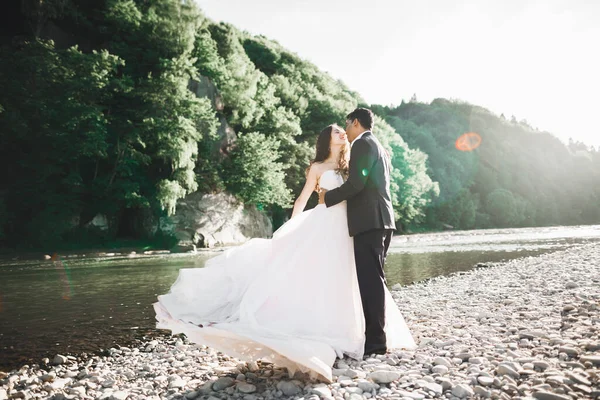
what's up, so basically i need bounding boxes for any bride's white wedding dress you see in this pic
[154,170,416,382]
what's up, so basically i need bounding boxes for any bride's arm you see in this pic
[291,166,319,218]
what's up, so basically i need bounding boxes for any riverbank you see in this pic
[1,243,599,399]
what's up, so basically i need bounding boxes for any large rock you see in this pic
[159,75,265,249]
[161,192,272,248]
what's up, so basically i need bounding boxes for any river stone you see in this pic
[572,384,592,395]
[276,381,300,396]
[101,379,116,388]
[67,387,86,396]
[237,383,256,394]
[310,384,332,398]
[497,365,520,378]
[477,376,494,386]
[40,373,56,382]
[53,355,68,365]
[432,357,452,367]
[109,391,129,400]
[345,369,363,379]
[436,378,454,391]
[558,346,579,356]
[473,386,491,398]
[212,377,235,391]
[169,378,186,388]
[532,391,572,400]
[431,365,449,375]
[566,372,591,386]
[546,375,565,385]
[422,382,443,395]
[585,342,600,351]
[49,378,71,390]
[455,352,472,361]
[198,381,214,395]
[563,361,586,370]
[579,355,600,365]
[451,384,474,398]
[345,387,364,395]
[468,357,487,365]
[396,390,425,400]
[533,361,550,370]
[369,370,401,383]
[357,380,379,392]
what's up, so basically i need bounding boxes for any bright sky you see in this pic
[196,0,600,148]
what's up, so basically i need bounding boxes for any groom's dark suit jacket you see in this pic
[324,131,396,237]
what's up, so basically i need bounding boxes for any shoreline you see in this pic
[3,223,599,263]
[1,244,599,399]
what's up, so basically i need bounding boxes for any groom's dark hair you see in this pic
[347,108,374,130]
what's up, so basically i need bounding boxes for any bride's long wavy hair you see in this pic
[306,124,350,179]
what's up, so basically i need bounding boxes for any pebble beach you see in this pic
[1,244,599,400]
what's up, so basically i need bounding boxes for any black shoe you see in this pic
[364,346,387,357]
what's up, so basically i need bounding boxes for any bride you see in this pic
[154,124,415,382]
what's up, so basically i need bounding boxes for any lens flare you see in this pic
[455,132,482,152]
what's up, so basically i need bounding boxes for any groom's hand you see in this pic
[318,188,328,204]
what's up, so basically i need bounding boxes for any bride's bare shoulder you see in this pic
[308,162,324,174]
[309,162,335,180]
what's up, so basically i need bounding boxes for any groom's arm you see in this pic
[324,139,376,207]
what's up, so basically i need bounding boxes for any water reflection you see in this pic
[386,249,548,286]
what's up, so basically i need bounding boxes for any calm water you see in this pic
[1,225,600,371]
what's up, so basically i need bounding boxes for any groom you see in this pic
[319,107,396,356]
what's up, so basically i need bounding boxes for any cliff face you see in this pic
[160,192,273,249]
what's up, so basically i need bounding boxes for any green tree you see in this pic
[221,133,292,208]
[0,40,121,246]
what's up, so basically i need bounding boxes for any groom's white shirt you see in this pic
[350,130,369,148]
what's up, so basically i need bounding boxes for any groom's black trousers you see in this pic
[353,228,393,353]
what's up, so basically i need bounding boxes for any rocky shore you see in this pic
[1,244,599,400]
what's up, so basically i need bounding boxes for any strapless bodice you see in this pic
[319,169,344,190]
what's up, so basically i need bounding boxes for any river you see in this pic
[1,224,599,371]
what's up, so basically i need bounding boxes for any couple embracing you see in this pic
[154,108,415,382]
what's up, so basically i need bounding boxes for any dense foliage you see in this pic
[0,0,597,250]
[380,99,600,230]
